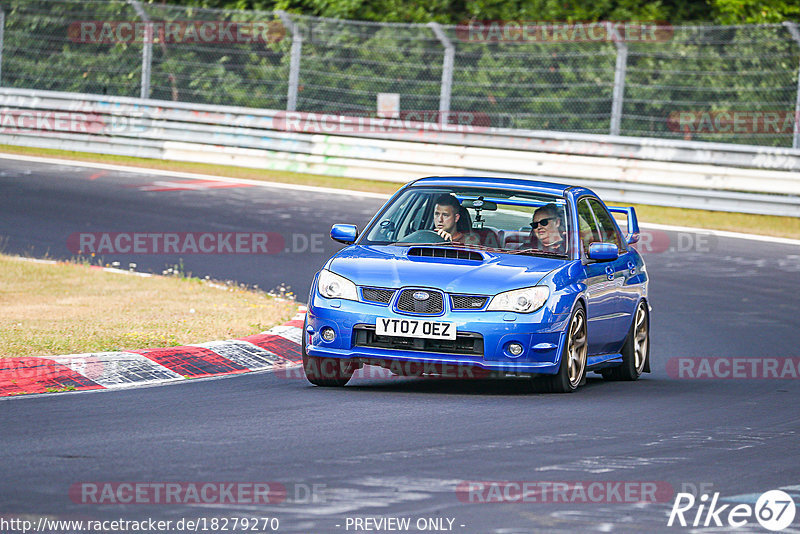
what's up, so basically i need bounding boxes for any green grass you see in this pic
[618,204,800,239]
[1,144,798,239]
[0,254,299,358]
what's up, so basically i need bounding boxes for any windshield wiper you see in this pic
[388,241,502,251]
[387,241,445,247]
[506,247,568,258]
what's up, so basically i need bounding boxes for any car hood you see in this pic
[327,245,564,295]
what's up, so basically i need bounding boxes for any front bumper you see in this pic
[306,292,570,374]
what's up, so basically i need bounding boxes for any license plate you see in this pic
[375,317,456,340]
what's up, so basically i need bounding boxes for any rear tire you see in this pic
[302,319,353,387]
[538,306,587,393]
[602,301,649,381]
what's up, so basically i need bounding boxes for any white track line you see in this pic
[2,151,798,246]
[634,221,800,246]
[0,152,390,199]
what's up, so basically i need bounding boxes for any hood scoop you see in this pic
[407,247,483,262]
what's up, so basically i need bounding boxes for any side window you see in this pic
[372,191,427,241]
[587,198,623,249]
[576,199,600,256]
[414,194,435,233]
[389,195,415,240]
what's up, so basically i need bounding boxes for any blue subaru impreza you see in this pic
[303,177,650,392]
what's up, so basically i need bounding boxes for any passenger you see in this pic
[433,194,479,244]
[530,203,567,254]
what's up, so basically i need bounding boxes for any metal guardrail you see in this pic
[7,2,800,149]
[1,88,799,216]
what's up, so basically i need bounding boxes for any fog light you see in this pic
[321,327,336,342]
[508,342,524,357]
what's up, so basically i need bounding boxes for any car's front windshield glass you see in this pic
[362,186,570,257]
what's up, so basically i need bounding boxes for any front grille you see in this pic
[451,295,489,310]
[408,247,483,261]
[353,325,483,356]
[396,289,444,314]
[361,287,395,304]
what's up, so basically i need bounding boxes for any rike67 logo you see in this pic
[668,490,796,531]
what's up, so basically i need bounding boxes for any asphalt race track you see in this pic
[0,157,383,299]
[2,157,800,533]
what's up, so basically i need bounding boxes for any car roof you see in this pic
[408,176,573,196]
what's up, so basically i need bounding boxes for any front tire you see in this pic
[539,306,588,393]
[602,300,649,381]
[302,319,353,387]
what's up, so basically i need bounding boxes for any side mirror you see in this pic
[607,206,640,245]
[330,224,358,244]
[588,242,619,261]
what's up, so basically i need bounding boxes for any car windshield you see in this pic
[362,186,570,257]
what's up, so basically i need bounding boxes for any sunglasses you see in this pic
[530,217,555,229]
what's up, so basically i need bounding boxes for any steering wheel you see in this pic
[397,229,447,243]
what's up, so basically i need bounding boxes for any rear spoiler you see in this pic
[607,206,640,245]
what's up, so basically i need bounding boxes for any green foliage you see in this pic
[6,0,291,107]
[132,0,800,24]
[6,0,800,147]
[620,25,798,146]
[152,0,800,24]
[710,0,800,24]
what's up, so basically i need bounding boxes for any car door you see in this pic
[579,197,632,355]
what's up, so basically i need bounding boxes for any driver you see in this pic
[433,194,479,244]
[531,203,566,254]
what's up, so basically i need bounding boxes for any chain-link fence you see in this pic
[3,0,800,147]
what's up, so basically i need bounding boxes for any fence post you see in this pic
[428,22,454,120]
[128,0,152,99]
[277,10,302,112]
[141,24,152,99]
[783,22,800,149]
[609,22,628,136]
[0,8,5,87]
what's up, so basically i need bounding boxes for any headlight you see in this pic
[317,269,358,301]
[487,286,550,313]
